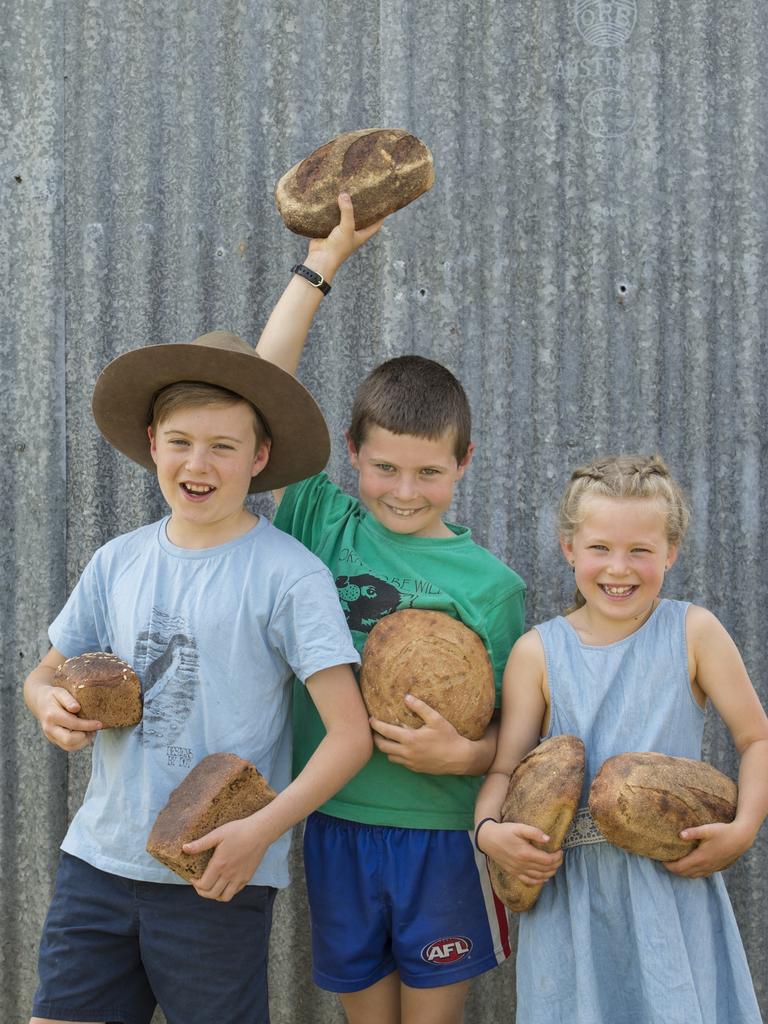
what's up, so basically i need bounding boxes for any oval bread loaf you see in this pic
[54,652,142,728]
[360,609,495,741]
[275,128,434,237]
[588,751,738,861]
[488,735,585,912]
[147,753,277,882]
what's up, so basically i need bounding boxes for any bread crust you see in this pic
[588,751,738,861]
[488,735,585,912]
[359,608,495,741]
[54,652,142,728]
[275,128,434,237]
[146,753,277,882]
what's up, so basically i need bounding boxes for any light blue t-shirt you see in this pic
[50,516,360,888]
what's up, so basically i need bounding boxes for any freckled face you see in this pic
[561,496,677,624]
[348,425,473,539]
[148,401,270,545]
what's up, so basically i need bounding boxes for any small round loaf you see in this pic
[588,751,738,861]
[275,128,435,237]
[360,609,495,741]
[489,735,585,912]
[54,652,142,728]
[147,753,277,882]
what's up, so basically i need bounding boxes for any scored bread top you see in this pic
[488,734,585,913]
[360,608,495,740]
[275,128,434,237]
[54,651,140,688]
[588,751,737,861]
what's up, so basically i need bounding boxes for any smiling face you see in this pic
[347,425,474,539]
[560,495,678,638]
[148,400,270,548]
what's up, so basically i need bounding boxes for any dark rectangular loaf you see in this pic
[54,652,142,727]
[147,753,277,881]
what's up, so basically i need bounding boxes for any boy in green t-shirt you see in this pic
[257,196,525,1024]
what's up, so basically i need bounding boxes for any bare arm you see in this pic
[184,662,372,901]
[474,631,563,886]
[256,193,384,375]
[24,647,102,751]
[665,606,768,878]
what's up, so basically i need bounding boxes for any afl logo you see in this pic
[575,0,637,48]
[421,936,473,965]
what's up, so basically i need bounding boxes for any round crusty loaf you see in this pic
[54,652,142,728]
[360,609,495,741]
[147,752,277,882]
[275,128,435,237]
[488,735,585,912]
[588,751,738,861]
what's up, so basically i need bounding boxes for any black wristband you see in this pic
[291,263,331,296]
[474,816,498,853]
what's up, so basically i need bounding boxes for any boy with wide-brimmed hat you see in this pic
[23,331,372,1024]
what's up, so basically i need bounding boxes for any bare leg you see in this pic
[339,971,401,1024]
[338,973,472,1024]
[30,1019,104,1024]
[401,978,472,1024]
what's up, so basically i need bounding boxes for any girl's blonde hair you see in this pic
[558,454,690,612]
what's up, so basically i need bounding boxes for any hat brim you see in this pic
[92,342,330,493]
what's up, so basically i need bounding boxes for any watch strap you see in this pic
[291,263,331,296]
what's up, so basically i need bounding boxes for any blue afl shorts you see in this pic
[32,852,277,1024]
[303,813,512,992]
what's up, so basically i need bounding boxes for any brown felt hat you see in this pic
[91,331,330,492]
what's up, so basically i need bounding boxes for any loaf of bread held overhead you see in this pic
[54,652,142,728]
[147,753,277,882]
[488,735,585,913]
[588,751,738,861]
[360,608,495,741]
[275,128,435,237]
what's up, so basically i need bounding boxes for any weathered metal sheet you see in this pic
[3,1,766,1020]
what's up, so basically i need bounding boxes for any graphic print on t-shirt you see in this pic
[133,609,199,748]
[335,573,405,632]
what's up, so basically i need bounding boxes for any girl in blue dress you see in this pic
[476,454,768,1024]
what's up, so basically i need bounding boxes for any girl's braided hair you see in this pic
[558,454,690,612]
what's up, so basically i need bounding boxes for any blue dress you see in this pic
[516,600,761,1024]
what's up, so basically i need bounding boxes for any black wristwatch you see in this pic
[290,263,331,296]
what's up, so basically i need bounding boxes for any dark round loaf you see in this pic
[275,128,435,237]
[588,751,738,861]
[488,735,585,912]
[146,753,277,881]
[54,652,142,728]
[360,609,495,741]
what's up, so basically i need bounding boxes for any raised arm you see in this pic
[255,193,384,375]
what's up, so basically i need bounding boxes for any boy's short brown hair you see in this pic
[150,381,270,448]
[348,356,471,461]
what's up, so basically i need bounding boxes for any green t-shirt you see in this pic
[274,473,526,830]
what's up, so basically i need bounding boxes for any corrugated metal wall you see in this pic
[3,1,767,1021]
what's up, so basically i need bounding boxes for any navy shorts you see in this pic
[303,813,512,992]
[32,852,277,1024]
